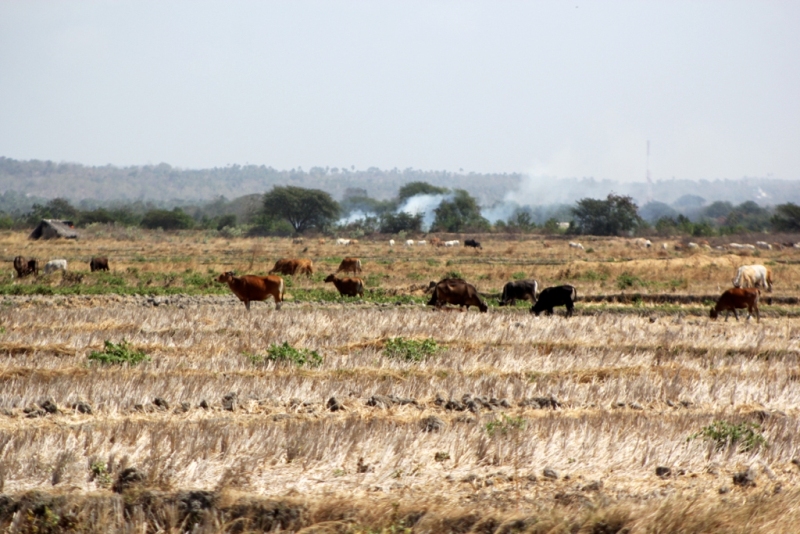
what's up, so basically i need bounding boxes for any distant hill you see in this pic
[1,157,798,210]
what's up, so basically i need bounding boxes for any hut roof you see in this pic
[28,219,78,240]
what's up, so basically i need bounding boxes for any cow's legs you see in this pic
[565,303,574,318]
[245,300,251,311]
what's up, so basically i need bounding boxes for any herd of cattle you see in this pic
[10,249,776,322]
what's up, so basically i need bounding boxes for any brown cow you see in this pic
[269,258,313,276]
[336,257,362,274]
[13,256,38,278]
[89,257,109,272]
[324,274,364,297]
[710,287,759,323]
[427,278,488,312]
[217,271,284,311]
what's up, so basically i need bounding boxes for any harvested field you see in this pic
[1,231,799,532]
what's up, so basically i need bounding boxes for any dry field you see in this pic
[1,230,800,532]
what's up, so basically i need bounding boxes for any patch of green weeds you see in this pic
[485,414,526,437]
[616,272,646,290]
[384,337,439,362]
[688,420,767,452]
[246,342,323,367]
[88,339,150,365]
[511,272,527,280]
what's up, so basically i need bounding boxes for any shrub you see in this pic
[88,339,149,365]
[247,342,322,367]
[485,414,526,437]
[688,421,766,452]
[616,272,645,290]
[384,337,439,362]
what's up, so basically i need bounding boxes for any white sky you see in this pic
[1,1,798,181]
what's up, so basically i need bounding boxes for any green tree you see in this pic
[772,203,800,232]
[140,208,194,230]
[397,181,448,203]
[262,186,340,233]
[571,194,642,236]
[702,201,734,220]
[379,212,423,234]
[25,197,79,225]
[431,190,490,233]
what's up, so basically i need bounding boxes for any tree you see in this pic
[772,203,800,232]
[140,208,194,230]
[431,190,490,233]
[639,201,678,223]
[262,186,340,233]
[379,212,423,234]
[571,194,642,236]
[397,181,448,203]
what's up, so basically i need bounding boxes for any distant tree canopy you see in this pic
[397,181,449,203]
[25,198,80,225]
[638,201,678,223]
[379,212,423,234]
[772,203,800,232]
[571,194,642,236]
[262,186,340,233]
[140,208,194,230]
[431,190,490,233]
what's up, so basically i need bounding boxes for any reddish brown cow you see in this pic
[90,257,109,272]
[217,271,284,311]
[269,258,313,276]
[324,274,364,297]
[427,278,488,312]
[336,257,362,274]
[13,256,38,278]
[710,288,759,323]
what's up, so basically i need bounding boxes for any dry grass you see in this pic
[1,230,799,531]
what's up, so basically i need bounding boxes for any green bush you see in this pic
[616,272,645,290]
[384,337,439,362]
[247,342,322,367]
[688,421,766,452]
[485,414,526,437]
[88,339,149,365]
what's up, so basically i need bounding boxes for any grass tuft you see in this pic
[384,337,439,362]
[88,339,150,365]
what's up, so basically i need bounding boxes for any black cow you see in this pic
[499,279,539,306]
[90,257,109,272]
[465,239,482,249]
[530,285,577,317]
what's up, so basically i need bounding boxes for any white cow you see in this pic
[568,242,584,250]
[417,240,427,246]
[729,243,745,249]
[688,242,699,249]
[632,238,652,248]
[44,259,68,275]
[733,264,773,292]
[389,239,395,247]
[755,241,772,250]
[405,240,414,247]
[444,240,459,247]
[336,238,351,246]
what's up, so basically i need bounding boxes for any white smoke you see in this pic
[397,193,451,231]
[337,210,376,225]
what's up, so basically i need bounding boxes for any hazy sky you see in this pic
[1,1,798,181]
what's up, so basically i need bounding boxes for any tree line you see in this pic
[1,184,799,237]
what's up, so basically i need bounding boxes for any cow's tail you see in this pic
[278,278,285,302]
[766,268,773,291]
[356,259,362,271]
[732,268,742,288]
[570,286,577,302]
[500,284,508,304]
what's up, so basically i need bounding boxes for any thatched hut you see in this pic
[29,219,78,240]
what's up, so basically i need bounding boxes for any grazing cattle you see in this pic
[427,278,488,312]
[324,274,364,297]
[530,285,577,317]
[417,240,427,246]
[405,239,414,247]
[444,240,459,247]
[389,239,395,247]
[661,243,668,250]
[269,258,313,276]
[710,288,759,323]
[464,239,482,249]
[337,257,362,274]
[429,237,442,247]
[632,238,652,248]
[687,242,699,249]
[318,238,327,245]
[44,259,68,275]
[13,256,38,278]
[568,242,584,251]
[733,265,773,292]
[89,257,109,272]
[755,241,772,250]
[729,243,745,250]
[498,279,538,306]
[217,271,284,311]
[336,238,351,246]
